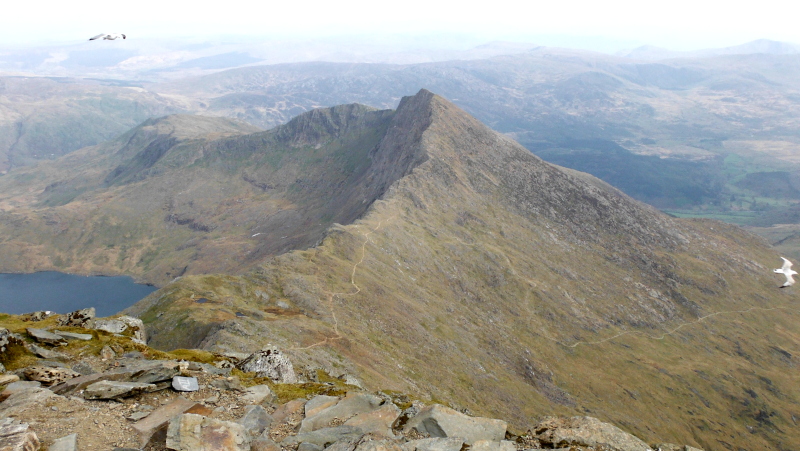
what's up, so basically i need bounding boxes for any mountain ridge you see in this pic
[122,90,799,450]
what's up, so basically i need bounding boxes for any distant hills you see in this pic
[620,39,800,60]
[3,41,800,254]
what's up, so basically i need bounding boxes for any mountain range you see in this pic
[1,89,787,449]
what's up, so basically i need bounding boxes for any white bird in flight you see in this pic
[89,33,126,41]
[773,257,797,288]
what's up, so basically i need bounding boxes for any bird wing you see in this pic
[782,257,794,271]
[781,272,795,287]
[89,34,106,40]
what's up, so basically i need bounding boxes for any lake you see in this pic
[0,272,157,317]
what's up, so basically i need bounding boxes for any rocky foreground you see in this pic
[0,309,696,451]
[0,308,701,451]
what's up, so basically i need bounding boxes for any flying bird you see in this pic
[773,257,797,288]
[89,33,126,41]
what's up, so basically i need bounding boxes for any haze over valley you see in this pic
[2,3,800,450]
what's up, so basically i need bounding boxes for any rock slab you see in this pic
[0,418,39,451]
[535,416,653,451]
[83,380,156,400]
[404,404,506,445]
[48,433,78,451]
[167,413,250,451]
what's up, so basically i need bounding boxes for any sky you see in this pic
[3,0,800,52]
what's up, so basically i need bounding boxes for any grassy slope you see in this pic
[131,92,800,450]
[0,106,398,285]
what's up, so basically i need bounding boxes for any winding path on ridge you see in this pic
[289,201,800,353]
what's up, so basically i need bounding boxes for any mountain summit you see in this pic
[116,90,800,450]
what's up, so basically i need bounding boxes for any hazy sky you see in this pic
[3,0,799,51]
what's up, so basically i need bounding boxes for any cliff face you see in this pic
[130,91,800,450]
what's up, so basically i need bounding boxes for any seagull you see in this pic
[773,257,797,288]
[89,33,126,41]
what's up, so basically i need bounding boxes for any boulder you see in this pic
[22,366,80,386]
[0,386,56,417]
[20,311,56,322]
[305,395,340,418]
[236,348,297,383]
[92,319,128,334]
[238,405,272,436]
[132,397,211,447]
[534,416,653,451]
[166,413,250,451]
[116,315,147,342]
[403,404,506,445]
[83,380,156,400]
[401,438,464,451]
[57,308,95,327]
[343,403,401,438]
[241,384,274,405]
[0,328,24,354]
[123,360,181,384]
[48,433,78,451]
[0,418,39,451]
[300,392,384,433]
[26,328,67,345]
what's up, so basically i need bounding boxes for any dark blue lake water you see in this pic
[0,272,157,317]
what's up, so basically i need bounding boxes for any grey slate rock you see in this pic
[281,425,364,447]
[123,360,181,384]
[238,405,272,436]
[171,376,199,392]
[93,319,128,335]
[84,380,157,400]
[26,328,67,345]
[166,413,250,451]
[534,416,653,451]
[27,343,69,360]
[48,433,78,451]
[0,418,40,451]
[402,438,464,451]
[210,376,243,391]
[54,331,93,341]
[355,440,405,451]
[71,361,96,375]
[470,440,517,451]
[187,361,231,376]
[404,404,506,445]
[299,392,384,433]
[0,386,57,417]
[241,384,274,404]
[305,395,339,417]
